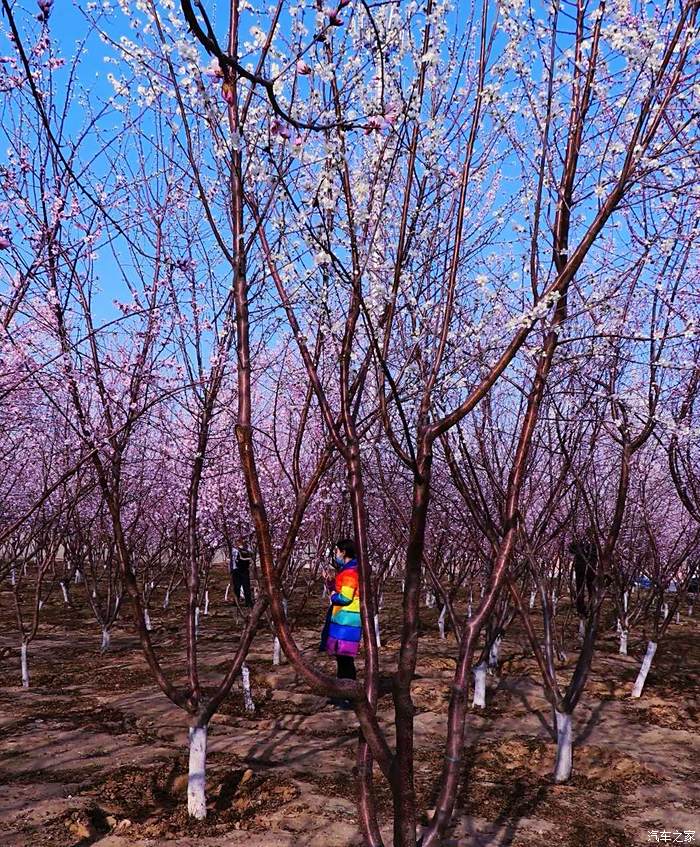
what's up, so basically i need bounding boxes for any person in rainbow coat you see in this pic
[320,538,361,705]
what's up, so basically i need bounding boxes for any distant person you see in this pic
[569,535,597,617]
[230,543,254,608]
[320,538,361,709]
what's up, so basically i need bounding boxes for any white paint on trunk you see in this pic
[480,585,485,599]
[623,591,628,613]
[529,590,536,610]
[21,642,29,688]
[224,583,230,602]
[675,610,680,625]
[92,590,97,599]
[272,636,281,666]
[204,591,210,616]
[187,725,208,819]
[38,599,44,611]
[689,604,693,617]
[471,661,487,708]
[374,613,382,647]
[631,640,657,698]
[661,602,669,621]
[194,607,200,637]
[553,710,573,783]
[74,570,82,584]
[425,591,435,608]
[551,591,558,615]
[241,663,255,713]
[10,567,16,586]
[616,617,622,634]
[438,606,446,640]
[579,618,586,640]
[144,609,152,632]
[60,582,69,604]
[619,629,628,655]
[467,602,473,619]
[163,590,170,610]
[101,628,111,652]
[488,635,502,670]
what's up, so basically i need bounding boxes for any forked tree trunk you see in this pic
[20,642,29,688]
[553,709,573,782]
[471,661,487,708]
[631,640,657,698]
[188,724,208,819]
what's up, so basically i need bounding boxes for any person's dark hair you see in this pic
[335,538,356,560]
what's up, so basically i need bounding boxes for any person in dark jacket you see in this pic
[230,543,254,607]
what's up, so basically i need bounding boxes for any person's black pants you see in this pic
[232,569,254,607]
[336,655,356,680]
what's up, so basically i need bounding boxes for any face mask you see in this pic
[334,554,345,566]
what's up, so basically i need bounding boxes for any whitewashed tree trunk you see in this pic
[488,635,502,671]
[20,642,29,688]
[438,606,446,640]
[194,606,200,637]
[241,663,255,713]
[578,618,586,640]
[631,641,657,698]
[529,590,535,610]
[272,636,281,666]
[675,610,680,625]
[38,599,44,611]
[60,582,69,604]
[623,591,628,613]
[471,661,487,708]
[374,613,382,648]
[689,603,693,616]
[74,570,82,584]
[204,591,210,616]
[425,591,435,608]
[224,583,230,602]
[661,602,669,621]
[101,628,111,652]
[467,599,473,619]
[480,585,485,599]
[144,609,153,632]
[10,567,16,586]
[163,589,170,610]
[616,617,622,633]
[187,724,208,819]
[619,629,628,655]
[553,710,573,782]
[551,591,558,615]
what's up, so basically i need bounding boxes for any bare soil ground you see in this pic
[1,574,698,847]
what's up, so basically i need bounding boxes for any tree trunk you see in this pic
[241,663,255,713]
[471,661,487,708]
[272,635,281,666]
[21,642,29,688]
[60,581,69,604]
[578,618,586,640]
[529,590,535,610]
[438,606,446,640]
[553,709,573,782]
[188,724,208,819]
[144,609,153,632]
[204,590,210,616]
[631,641,657,698]
[374,613,382,648]
[101,628,111,653]
[619,628,628,655]
[488,635,502,671]
[224,584,230,602]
